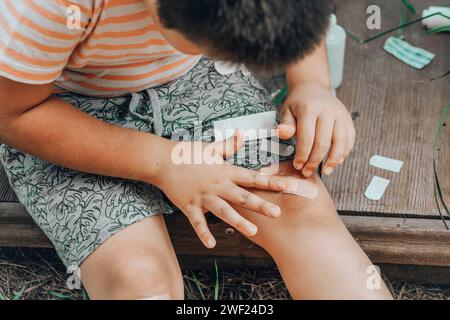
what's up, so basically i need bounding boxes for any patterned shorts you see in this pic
[0,58,295,268]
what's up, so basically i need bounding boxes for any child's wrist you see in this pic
[139,136,176,187]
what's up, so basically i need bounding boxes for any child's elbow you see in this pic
[0,77,54,141]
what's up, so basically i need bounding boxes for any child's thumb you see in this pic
[214,129,245,158]
[278,108,296,140]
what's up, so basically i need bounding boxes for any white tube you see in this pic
[422,6,450,31]
[326,14,347,89]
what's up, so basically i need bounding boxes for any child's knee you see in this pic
[279,176,338,227]
[84,250,184,300]
[245,173,342,250]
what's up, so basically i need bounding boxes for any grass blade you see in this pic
[400,0,416,15]
[12,287,25,300]
[82,289,90,300]
[346,12,450,44]
[397,8,408,39]
[423,25,450,34]
[47,290,73,300]
[433,102,450,228]
[191,272,206,300]
[214,261,220,300]
[430,70,450,82]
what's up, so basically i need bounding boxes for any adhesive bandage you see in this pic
[383,36,435,69]
[369,155,404,173]
[282,177,319,200]
[364,176,390,201]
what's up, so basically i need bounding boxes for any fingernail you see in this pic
[267,205,281,217]
[323,166,335,176]
[294,162,303,171]
[207,238,216,248]
[302,168,313,177]
[245,223,258,236]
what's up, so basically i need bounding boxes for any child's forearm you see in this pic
[286,39,331,90]
[0,96,171,185]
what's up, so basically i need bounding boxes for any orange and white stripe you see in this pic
[0,0,201,97]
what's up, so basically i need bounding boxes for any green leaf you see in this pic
[400,0,416,15]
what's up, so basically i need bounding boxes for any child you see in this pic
[0,0,392,299]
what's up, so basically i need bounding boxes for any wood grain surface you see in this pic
[0,168,16,202]
[324,0,450,218]
[1,202,450,267]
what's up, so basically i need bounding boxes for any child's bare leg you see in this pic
[234,161,393,300]
[79,215,183,300]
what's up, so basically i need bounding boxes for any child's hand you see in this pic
[156,131,299,249]
[277,83,356,177]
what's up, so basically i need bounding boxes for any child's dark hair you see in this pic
[157,0,334,72]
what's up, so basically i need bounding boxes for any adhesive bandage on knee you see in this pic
[283,177,319,200]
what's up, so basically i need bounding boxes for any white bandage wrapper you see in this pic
[213,111,277,142]
[282,177,319,200]
[215,61,252,76]
[422,6,450,31]
[260,139,295,157]
[364,176,390,201]
[369,155,404,173]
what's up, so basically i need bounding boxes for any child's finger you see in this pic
[185,206,216,249]
[293,114,316,171]
[322,120,348,176]
[203,195,258,237]
[301,117,333,178]
[278,107,296,140]
[219,184,281,218]
[213,129,244,158]
[231,167,299,193]
[344,119,356,160]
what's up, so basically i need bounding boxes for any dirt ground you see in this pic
[0,247,449,300]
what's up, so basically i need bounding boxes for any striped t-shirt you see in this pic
[0,0,202,97]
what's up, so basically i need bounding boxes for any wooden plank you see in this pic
[341,216,450,266]
[0,203,52,247]
[378,264,450,286]
[1,202,449,267]
[323,0,450,218]
[0,167,17,202]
